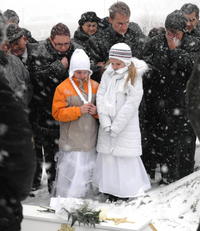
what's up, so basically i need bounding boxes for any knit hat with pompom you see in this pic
[109,43,132,66]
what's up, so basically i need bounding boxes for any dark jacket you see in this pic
[88,23,146,63]
[141,33,200,181]
[4,53,31,106]
[28,38,82,130]
[0,54,36,231]
[73,27,99,59]
[142,33,200,114]
[186,22,200,40]
[186,56,200,140]
[73,27,92,49]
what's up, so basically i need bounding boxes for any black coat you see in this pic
[73,27,91,49]
[0,56,36,230]
[186,22,200,40]
[28,39,82,130]
[88,23,146,63]
[73,27,100,58]
[142,33,200,114]
[186,56,200,140]
[141,33,200,182]
[4,53,31,106]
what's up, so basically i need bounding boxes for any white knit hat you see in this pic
[69,49,93,77]
[109,43,132,66]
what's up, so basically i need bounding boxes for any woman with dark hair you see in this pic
[73,11,101,49]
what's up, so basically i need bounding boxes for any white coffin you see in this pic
[21,204,156,231]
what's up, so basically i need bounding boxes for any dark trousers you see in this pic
[140,104,163,178]
[142,110,196,183]
[160,116,196,183]
[32,127,59,193]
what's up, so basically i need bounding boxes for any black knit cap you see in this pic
[78,11,100,26]
[165,10,187,32]
[6,24,24,43]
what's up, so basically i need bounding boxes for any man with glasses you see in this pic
[88,1,146,82]
[28,23,82,194]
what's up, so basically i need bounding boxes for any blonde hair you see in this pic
[126,62,137,85]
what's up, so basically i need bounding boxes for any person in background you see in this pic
[186,56,200,140]
[98,15,145,34]
[88,1,146,83]
[6,23,35,69]
[52,49,99,198]
[73,11,101,49]
[93,43,150,202]
[3,9,38,43]
[142,10,200,184]
[186,54,200,231]
[0,31,31,107]
[28,23,82,194]
[181,3,200,39]
[0,12,36,231]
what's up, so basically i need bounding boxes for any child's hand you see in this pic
[88,103,97,115]
[80,104,91,114]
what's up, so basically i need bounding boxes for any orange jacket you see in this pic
[52,77,99,152]
[52,77,99,122]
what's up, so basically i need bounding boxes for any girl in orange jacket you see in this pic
[52,49,99,198]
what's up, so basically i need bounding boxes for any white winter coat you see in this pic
[96,57,148,157]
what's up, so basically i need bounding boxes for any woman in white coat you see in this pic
[93,43,151,201]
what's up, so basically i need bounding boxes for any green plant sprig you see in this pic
[62,202,101,227]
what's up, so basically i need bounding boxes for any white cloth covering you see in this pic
[93,153,151,198]
[55,149,97,198]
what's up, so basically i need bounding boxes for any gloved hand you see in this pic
[104,126,111,134]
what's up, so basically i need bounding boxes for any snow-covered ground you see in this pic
[23,145,200,231]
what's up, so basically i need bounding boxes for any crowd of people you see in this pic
[1,1,200,230]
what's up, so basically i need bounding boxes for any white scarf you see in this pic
[101,57,148,117]
[103,65,129,117]
[69,77,92,104]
